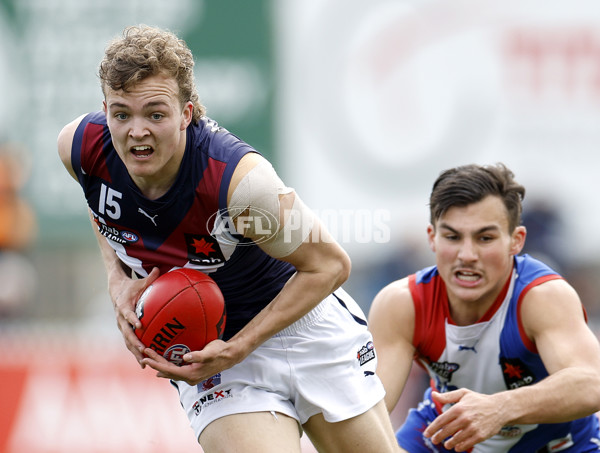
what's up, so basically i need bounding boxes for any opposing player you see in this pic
[368,163,600,452]
[57,25,399,453]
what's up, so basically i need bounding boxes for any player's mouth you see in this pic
[130,145,154,158]
[455,270,481,283]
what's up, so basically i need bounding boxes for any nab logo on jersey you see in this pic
[500,357,535,389]
[185,234,225,265]
[430,361,460,381]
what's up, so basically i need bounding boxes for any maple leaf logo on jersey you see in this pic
[503,362,523,379]
[191,237,215,255]
[185,234,225,265]
[500,357,535,389]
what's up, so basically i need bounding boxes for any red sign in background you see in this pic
[0,334,200,453]
[0,333,319,453]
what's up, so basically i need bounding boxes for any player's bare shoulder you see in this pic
[369,277,415,330]
[57,114,87,179]
[227,152,264,200]
[373,277,413,308]
[520,277,585,338]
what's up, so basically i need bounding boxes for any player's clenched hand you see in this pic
[109,267,160,367]
[424,389,506,452]
[142,339,242,386]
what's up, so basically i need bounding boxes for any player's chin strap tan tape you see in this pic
[229,160,315,258]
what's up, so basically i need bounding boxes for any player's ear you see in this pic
[510,225,526,255]
[102,100,107,114]
[180,101,193,131]
[427,224,436,252]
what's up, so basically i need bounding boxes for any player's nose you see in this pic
[457,238,478,262]
[128,118,150,139]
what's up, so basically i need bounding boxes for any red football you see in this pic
[134,268,226,366]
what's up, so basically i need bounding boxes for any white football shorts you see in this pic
[172,287,386,440]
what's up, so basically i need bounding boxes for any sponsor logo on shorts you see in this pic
[192,388,233,416]
[357,341,376,366]
[199,373,222,391]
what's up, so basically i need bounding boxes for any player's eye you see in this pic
[151,113,164,120]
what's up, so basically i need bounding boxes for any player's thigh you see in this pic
[302,400,400,453]
[199,411,302,453]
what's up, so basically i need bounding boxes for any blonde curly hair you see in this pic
[99,25,205,124]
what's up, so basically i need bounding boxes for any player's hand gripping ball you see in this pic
[134,268,226,366]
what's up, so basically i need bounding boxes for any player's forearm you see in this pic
[229,242,350,362]
[88,212,130,288]
[99,239,130,287]
[500,367,600,425]
[379,356,414,413]
[242,266,345,343]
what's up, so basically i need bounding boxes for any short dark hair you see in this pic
[429,163,525,232]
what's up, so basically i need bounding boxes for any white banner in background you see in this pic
[276,0,600,262]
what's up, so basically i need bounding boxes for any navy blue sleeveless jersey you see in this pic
[70,111,296,340]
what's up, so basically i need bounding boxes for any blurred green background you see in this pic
[0,0,277,322]
[1,1,600,450]
[1,0,599,335]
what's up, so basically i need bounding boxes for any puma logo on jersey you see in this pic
[458,344,478,353]
[138,208,158,226]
